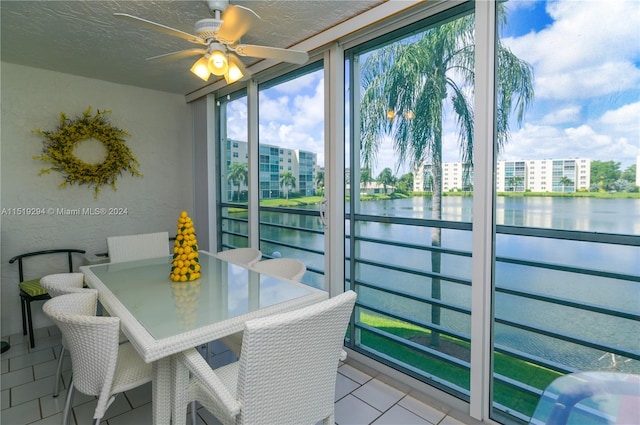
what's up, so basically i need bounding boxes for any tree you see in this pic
[590,160,621,191]
[507,176,524,192]
[359,8,534,346]
[279,171,296,200]
[377,168,396,194]
[360,168,373,184]
[559,176,573,192]
[227,162,248,202]
[613,179,634,193]
[396,172,414,193]
[315,170,325,195]
[621,164,636,183]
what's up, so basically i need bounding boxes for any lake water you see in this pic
[258,196,640,372]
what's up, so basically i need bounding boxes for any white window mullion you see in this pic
[247,80,260,248]
[470,0,497,421]
[323,43,346,296]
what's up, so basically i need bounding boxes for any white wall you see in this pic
[1,63,194,337]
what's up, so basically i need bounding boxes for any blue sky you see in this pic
[227,0,640,176]
[495,0,640,171]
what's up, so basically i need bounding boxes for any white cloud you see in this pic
[534,62,640,100]
[503,1,640,99]
[226,98,247,141]
[600,102,640,128]
[251,72,327,166]
[506,0,538,12]
[258,95,293,123]
[225,1,640,176]
[271,72,321,94]
[540,105,581,125]
[503,122,638,166]
[500,0,640,168]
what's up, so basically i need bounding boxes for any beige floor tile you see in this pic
[352,378,406,412]
[336,373,361,401]
[1,367,33,391]
[398,394,448,423]
[339,363,373,385]
[372,404,433,424]
[335,394,382,425]
[11,375,56,405]
[0,399,41,424]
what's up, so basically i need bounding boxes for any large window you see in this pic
[492,1,640,423]
[346,3,476,399]
[257,65,326,288]
[345,1,639,423]
[210,1,639,422]
[219,92,250,250]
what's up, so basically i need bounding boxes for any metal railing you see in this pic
[220,205,640,422]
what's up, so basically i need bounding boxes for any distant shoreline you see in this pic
[224,191,640,211]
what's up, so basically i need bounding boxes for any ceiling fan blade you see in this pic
[216,5,261,45]
[114,13,206,46]
[235,44,309,65]
[147,48,208,62]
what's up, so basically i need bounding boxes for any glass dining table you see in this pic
[80,250,328,425]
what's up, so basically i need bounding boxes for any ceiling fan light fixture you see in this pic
[208,49,228,76]
[225,55,245,84]
[190,56,211,81]
[225,63,243,84]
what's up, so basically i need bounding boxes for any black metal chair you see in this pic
[9,249,86,348]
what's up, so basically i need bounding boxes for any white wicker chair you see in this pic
[39,273,87,398]
[251,258,307,281]
[43,292,152,425]
[221,257,307,355]
[176,290,357,425]
[106,231,170,263]
[215,248,262,266]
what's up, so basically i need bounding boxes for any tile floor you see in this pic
[1,326,479,425]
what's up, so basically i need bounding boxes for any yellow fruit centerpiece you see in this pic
[170,211,201,282]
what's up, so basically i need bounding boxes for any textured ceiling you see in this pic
[1,0,385,95]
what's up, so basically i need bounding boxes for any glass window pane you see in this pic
[257,67,326,289]
[347,4,475,400]
[219,94,249,249]
[493,1,640,422]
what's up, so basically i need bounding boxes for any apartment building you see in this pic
[226,139,318,199]
[414,158,591,193]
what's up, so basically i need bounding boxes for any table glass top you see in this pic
[89,255,314,339]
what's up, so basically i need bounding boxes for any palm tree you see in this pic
[507,176,524,192]
[227,162,248,202]
[559,176,573,193]
[377,167,396,194]
[360,168,373,185]
[359,9,534,346]
[280,171,296,200]
[315,170,325,195]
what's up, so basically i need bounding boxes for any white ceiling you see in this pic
[1,0,386,96]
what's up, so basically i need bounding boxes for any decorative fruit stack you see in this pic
[170,211,201,282]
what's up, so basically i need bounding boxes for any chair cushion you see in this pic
[19,278,48,297]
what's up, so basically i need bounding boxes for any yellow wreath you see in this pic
[33,107,142,199]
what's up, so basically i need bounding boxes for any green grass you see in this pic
[259,195,324,207]
[227,191,639,211]
[357,312,561,417]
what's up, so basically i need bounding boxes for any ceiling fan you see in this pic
[114,0,309,84]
